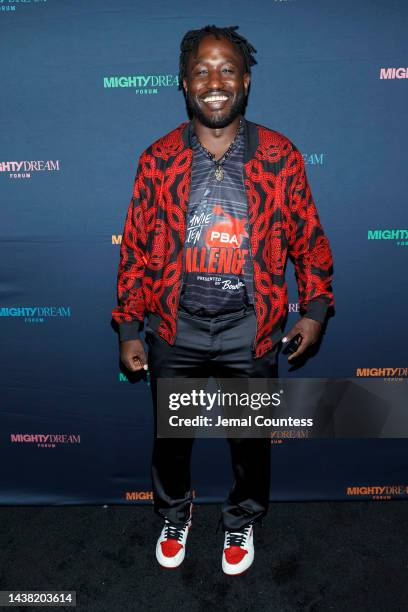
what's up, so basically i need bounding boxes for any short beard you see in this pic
[185,89,247,129]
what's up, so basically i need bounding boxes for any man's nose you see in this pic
[207,69,223,90]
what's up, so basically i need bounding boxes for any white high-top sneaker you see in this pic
[222,522,254,576]
[155,506,193,569]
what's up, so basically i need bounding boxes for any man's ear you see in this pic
[243,73,251,96]
[182,78,188,94]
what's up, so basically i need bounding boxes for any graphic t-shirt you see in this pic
[179,120,254,316]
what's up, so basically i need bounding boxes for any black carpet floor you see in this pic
[0,501,407,611]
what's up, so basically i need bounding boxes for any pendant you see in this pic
[215,165,224,181]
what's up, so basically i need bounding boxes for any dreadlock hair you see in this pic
[178,25,257,90]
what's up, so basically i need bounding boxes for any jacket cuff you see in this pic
[118,320,143,342]
[301,298,330,324]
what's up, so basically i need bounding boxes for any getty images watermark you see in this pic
[166,387,313,431]
[156,378,408,439]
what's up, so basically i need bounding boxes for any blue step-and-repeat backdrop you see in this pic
[1,0,407,504]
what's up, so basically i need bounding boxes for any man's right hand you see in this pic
[120,339,148,372]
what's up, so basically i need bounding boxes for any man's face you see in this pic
[182,35,250,129]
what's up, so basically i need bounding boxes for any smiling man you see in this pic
[112,25,334,576]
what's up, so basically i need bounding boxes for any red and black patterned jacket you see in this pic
[112,117,334,358]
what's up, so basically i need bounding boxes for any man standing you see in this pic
[112,25,334,575]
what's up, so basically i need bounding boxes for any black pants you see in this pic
[146,305,279,532]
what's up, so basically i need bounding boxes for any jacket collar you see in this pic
[181,115,259,163]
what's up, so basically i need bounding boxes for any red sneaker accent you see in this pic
[224,546,248,564]
[161,540,183,557]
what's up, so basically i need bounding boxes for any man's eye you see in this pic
[223,68,234,73]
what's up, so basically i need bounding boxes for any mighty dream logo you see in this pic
[103,74,179,96]
[379,67,408,79]
[356,367,407,382]
[0,160,60,180]
[302,153,325,166]
[10,433,80,449]
[119,370,150,386]
[368,229,408,247]
[0,0,47,12]
[0,306,71,324]
[125,489,196,501]
[347,484,408,500]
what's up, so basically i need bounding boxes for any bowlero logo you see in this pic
[380,67,408,79]
[0,306,71,324]
[125,490,196,501]
[368,229,408,247]
[103,74,179,96]
[346,485,408,500]
[10,433,81,449]
[0,160,60,180]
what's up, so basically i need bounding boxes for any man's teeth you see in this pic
[203,95,228,102]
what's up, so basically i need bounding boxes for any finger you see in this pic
[123,352,148,372]
[128,360,143,372]
[282,333,295,344]
[287,338,309,361]
[123,356,143,372]
[137,353,149,370]
[134,354,149,371]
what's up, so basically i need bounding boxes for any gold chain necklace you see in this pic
[195,118,242,181]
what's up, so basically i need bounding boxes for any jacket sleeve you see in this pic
[285,145,334,324]
[111,155,149,341]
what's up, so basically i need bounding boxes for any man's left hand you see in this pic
[282,317,323,362]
